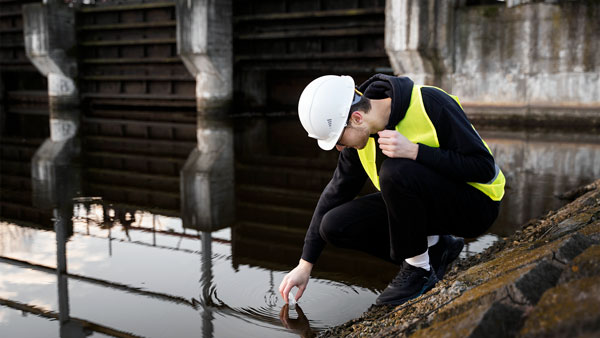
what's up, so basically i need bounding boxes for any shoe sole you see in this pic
[436,237,465,280]
[378,274,439,306]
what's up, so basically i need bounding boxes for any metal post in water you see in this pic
[39,157,85,336]
[200,231,214,338]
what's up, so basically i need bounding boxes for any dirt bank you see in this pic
[320,179,600,338]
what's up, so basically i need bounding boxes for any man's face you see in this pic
[335,122,370,151]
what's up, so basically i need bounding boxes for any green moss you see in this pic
[460,239,564,286]
[412,304,489,338]
[436,265,534,324]
[579,221,600,237]
[520,276,600,336]
[481,6,500,18]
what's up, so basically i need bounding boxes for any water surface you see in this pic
[1,128,599,337]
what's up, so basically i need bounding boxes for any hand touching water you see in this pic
[377,130,418,160]
[279,259,313,303]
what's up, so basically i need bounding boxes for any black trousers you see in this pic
[318,158,500,264]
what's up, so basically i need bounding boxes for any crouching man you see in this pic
[279,74,504,306]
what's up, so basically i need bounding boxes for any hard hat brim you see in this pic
[317,119,346,151]
[317,136,338,151]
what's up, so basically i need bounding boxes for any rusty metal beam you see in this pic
[237,26,383,40]
[0,298,148,338]
[5,107,49,115]
[84,109,195,123]
[235,51,386,61]
[81,38,176,47]
[0,27,22,33]
[78,2,175,13]
[0,11,20,18]
[0,256,196,308]
[82,93,194,101]
[78,20,176,31]
[81,75,192,82]
[83,116,195,130]
[85,98,196,108]
[234,7,384,22]
[82,57,181,64]
[84,135,195,148]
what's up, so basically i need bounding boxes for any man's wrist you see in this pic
[298,259,314,271]
[411,143,419,160]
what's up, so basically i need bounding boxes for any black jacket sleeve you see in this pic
[300,148,367,263]
[416,87,496,183]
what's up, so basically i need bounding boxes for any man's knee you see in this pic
[319,210,341,245]
[379,158,423,191]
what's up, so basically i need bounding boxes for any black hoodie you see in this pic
[300,74,497,264]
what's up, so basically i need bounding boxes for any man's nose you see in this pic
[335,145,345,152]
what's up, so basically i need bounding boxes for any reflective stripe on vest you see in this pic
[357,85,505,201]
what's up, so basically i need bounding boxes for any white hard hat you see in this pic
[298,75,355,150]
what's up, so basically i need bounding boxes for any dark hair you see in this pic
[349,95,371,119]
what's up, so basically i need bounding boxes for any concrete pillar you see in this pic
[176,0,235,231]
[23,1,80,204]
[385,0,456,86]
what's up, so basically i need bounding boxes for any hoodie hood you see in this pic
[356,74,414,130]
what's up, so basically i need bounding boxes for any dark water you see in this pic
[1,129,599,337]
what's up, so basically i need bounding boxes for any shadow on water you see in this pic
[1,127,599,337]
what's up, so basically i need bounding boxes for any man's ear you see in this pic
[350,111,363,124]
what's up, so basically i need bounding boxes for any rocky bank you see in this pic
[320,179,600,338]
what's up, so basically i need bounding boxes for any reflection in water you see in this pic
[280,304,316,338]
[55,206,89,338]
[1,200,377,337]
[484,130,600,236]
[200,231,214,338]
[1,129,599,337]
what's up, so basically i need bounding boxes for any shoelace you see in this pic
[390,265,419,286]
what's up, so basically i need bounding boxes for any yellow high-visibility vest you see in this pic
[357,85,505,201]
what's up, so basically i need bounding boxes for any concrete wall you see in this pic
[385,0,600,122]
[453,3,599,105]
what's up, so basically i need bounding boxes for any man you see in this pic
[279,74,504,306]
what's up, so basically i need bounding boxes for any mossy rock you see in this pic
[559,244,600,283]
[519,276,600,338]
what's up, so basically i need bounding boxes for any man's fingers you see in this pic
[378,130,394,137]
[295,285,305,301]
[377,137,390,145]
[278,278,285,299]
[377,136,397,145]
[278,276,286,294]
[280,280,289,303]
[282,283,294,303]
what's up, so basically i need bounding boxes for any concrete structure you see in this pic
[177,0,235,231]
[385,0,600,125]
[385,0,454,86]
[22,0,80,205]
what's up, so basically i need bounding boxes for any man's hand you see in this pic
[279,304,315,338]
[279,259,313,303]
[377,130,419,160]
